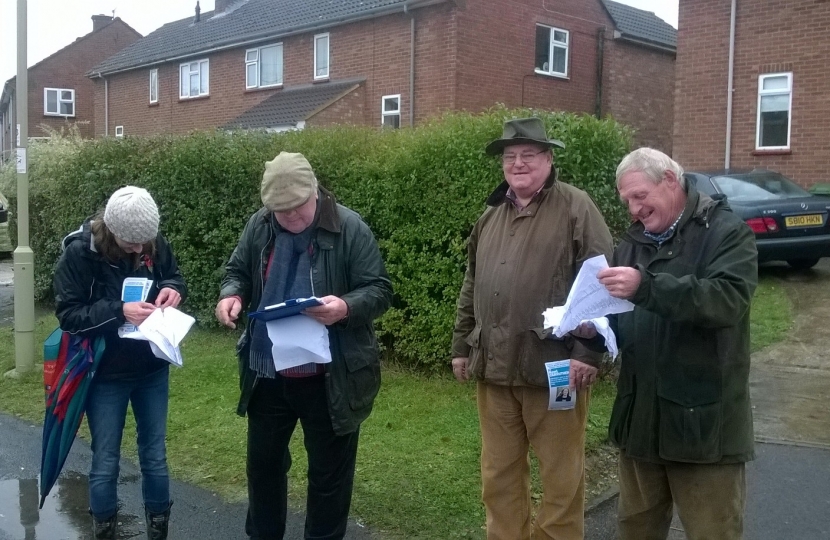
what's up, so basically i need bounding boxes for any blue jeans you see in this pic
[86,366,170,520]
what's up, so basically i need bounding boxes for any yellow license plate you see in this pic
[785,214,823,227]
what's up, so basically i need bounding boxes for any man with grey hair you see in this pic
[216,151,392,539]
[598,147,758,539]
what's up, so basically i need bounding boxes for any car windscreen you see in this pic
[710,173,811,202]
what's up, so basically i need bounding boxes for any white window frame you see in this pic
[381,94,401,128]
[149,69,158,104]
[756,72,792,150]
[314,33,330,80]
[115,125,124,138]
[245,43,284,89]
[179,59,210,99]
[43,88,75,117]
[534,24,569,78]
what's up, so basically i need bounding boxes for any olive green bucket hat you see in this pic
[485,117,565,155]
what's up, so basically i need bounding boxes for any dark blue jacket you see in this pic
[54,221,187,380]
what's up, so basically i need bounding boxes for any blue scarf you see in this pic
[249,217,316,378]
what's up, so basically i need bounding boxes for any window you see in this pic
[44,88,75,117]
[149,69,158,103]
[179,59,210,99]
[756,72,792,149]
[381,95,401,128]
[246,43,284,88]
[314,33,330,80]
[115,126,124,138]
[535,25,569,77]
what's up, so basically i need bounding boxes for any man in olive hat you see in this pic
[215,152,393,539]
[452,118,613,539]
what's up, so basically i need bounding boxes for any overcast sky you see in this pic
[1,0,678,89]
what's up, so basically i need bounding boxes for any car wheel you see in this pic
[787,258,820,270]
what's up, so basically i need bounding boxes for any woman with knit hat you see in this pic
[53,186,187,540]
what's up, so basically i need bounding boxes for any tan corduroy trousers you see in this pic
[477,381,589,540]
[617,453,746,540]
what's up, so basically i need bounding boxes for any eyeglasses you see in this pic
[501,149,548,165]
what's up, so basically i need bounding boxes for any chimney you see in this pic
[92,14,113,32]
[194,1,201,23]
[215,0,231,13]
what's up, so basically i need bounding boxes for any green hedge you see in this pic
[0,108,631,371]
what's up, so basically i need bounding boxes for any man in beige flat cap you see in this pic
[215,152,392,540]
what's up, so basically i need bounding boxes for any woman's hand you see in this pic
[123,301,157,326]
[155,287,182,309]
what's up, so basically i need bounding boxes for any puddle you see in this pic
[0,475,142,539]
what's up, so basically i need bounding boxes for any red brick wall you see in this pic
[97,5,455,135]
[674,0,830,188]
[307,85,366,127]
[605,40,675,153]
[27,19,140,139]
[454,0,614,114]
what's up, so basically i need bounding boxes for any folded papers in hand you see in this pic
[121,307,195,366]
[543,255,634,359]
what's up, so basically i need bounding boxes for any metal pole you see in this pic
[6,0,35,379]
[725,0,737,169]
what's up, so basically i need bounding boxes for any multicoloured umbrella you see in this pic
[39,330,105,509]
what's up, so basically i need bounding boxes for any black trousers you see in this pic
[245,375,360,540]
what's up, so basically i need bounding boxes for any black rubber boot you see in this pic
[91,512,117,540]
[145,502,172,540]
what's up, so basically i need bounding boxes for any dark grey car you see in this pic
[685,170,830,269]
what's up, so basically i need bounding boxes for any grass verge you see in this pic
[750,273,793,352]
[0,274,790,538]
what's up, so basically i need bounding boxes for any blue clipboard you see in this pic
[248,297,324,321]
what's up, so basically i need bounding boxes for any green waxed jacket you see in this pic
[220,187,392,436]
[608,184,758,464]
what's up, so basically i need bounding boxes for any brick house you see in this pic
[88,0,675,150]
[0,16,141,162]
[673,0,830,189]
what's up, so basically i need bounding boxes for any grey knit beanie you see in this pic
[103,186,159,244]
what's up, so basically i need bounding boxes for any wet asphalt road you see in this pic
[0,411,249,539]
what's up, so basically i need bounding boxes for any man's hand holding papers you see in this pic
[542,255,635,359]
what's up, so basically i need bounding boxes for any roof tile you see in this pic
[602,0,676,50]
[90,0,416,75]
